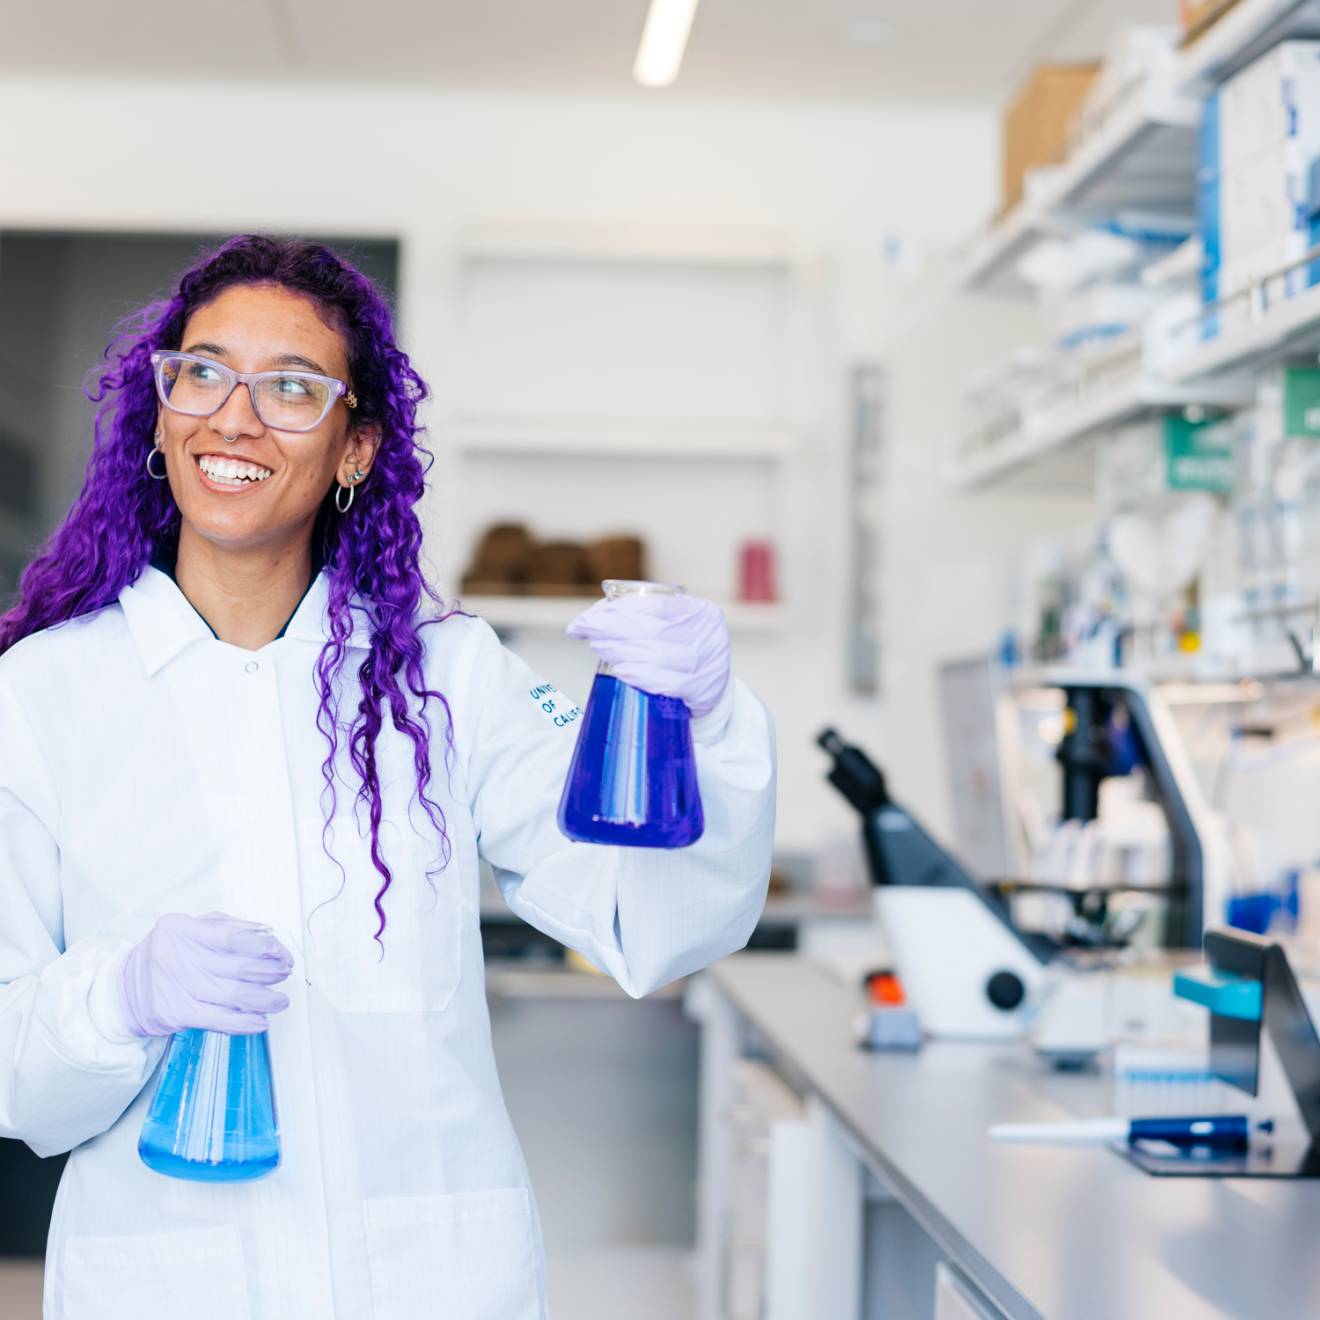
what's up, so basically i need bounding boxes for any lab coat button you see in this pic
[245,661,259,674]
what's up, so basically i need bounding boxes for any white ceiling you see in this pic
[2,0,1178,105]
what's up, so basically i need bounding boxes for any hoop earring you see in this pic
[146,444,168,481]
[335,467,367,514]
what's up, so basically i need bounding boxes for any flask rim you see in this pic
[602,579,686,598]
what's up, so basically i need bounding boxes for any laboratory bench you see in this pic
[692,952,1320,1320]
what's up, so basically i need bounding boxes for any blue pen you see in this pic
[988,1115,1274,1149]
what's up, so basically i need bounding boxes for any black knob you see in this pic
[985,970,1026,1012]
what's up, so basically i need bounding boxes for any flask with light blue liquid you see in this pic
[138,1027,281,1182]
[558,579,704,848]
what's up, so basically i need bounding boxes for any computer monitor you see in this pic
[1204,930,1320,1140]
[1124,930,1320,1177]
[1203,929,1265,1098]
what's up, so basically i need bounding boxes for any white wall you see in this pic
[0,74,1074,854]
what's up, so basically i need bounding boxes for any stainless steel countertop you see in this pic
[707,953,1320,1320]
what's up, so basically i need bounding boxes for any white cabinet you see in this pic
[721,1060,804,1320]
[690,980,863,1320]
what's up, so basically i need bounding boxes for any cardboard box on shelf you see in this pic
[1001,62,1101,215]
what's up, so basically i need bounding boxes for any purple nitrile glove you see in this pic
[565,592,732,719]
[119,912,294,1038]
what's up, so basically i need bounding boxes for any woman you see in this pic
[0,235,775,1319]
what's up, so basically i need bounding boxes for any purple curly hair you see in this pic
[0,234,459,948]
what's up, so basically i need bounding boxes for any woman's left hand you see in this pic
[566,592,731,718]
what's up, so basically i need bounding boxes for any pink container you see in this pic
[738,540,777,602]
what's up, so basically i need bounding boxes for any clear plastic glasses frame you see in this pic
[150,350,357,433]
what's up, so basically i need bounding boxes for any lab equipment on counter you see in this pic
[817,726,1051,1040]
[1130,928,1320,1177]
[853,1007,923,1051]
[852,970,923,1051]
[559,580,704,847]
[139,1028,281,1181]
[940,663,1224,950]
[820,674,1223,1051]
[989,1113,1269,1149]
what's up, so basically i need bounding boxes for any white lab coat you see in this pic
[0,563,776,1320]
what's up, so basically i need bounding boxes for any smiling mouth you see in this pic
[194,454,274,489]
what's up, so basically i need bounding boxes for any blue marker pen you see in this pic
[988,1115,1274,1149]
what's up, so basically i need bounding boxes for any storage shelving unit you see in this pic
[956,0,1320,300]
[953,81,1199,297]
[1174,0,1320,92]
[954,364,1253,488]
[949,0,1320,487]
[1164,264,1320,382]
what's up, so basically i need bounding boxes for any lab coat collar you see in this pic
[120,565,374,676]
[284,568,377,651]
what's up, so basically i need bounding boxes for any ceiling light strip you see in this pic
[633,0,700,88]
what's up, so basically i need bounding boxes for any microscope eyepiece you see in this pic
[817,726,889,814]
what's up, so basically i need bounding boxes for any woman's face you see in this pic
[158,282,376,556]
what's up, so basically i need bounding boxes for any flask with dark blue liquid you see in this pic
[558,580,704,848]
[138,1028,281,1182]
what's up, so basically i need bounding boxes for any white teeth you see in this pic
[197,455,271,484]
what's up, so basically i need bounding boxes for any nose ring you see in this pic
[223,434,238,444]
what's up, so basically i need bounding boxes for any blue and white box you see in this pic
[1220,40,1320,171]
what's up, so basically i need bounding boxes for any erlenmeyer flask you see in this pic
[138,1028,281,1182]
[558,580,704,848]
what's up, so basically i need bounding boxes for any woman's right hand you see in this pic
[118,912,294,1038]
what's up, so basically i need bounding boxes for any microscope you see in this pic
[819,675,1221,1046]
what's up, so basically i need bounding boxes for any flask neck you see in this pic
[602,578,685,600]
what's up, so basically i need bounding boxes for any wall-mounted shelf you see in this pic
[459,594,790,634]
[952,365,1251,489]
[1166,277,1320,382]
[953,79,1199,297]
[452,417,796,460]
[950,2,1320,484]
[1175,0,1320,94]
[956,0,1320,300]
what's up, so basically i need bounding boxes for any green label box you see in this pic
[1281,365,1320,440]
[1164,414,1234,494]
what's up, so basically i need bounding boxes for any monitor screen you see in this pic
[1205,930,1266,1097]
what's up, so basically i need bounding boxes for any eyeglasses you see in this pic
[150,351,358,433]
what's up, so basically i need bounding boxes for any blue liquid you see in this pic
[139,1029,281,1182]
[558,672,704,848]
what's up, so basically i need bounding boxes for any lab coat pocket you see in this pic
[364,1187,543,1320]
[303,780,465,1015]
[59,1225,252,1319]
